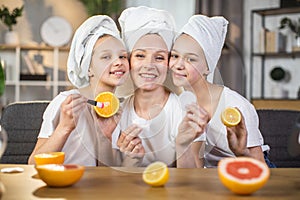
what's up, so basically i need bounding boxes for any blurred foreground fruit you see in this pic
[221,107,241,127]
[143,161,169,187]
[218,157,270,195]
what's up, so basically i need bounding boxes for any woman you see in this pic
[28,15,140,166]
[170,15,268,168]
[114,6,183,167]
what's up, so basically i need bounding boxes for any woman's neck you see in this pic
[134,86,170,120]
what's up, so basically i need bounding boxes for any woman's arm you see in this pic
[177,141,205,168]
[176,103,208,168]
[28,94,87,164]
[117,124,145,167]
[226,111,265,163]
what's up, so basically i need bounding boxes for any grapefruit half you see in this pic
[218,157,270,195]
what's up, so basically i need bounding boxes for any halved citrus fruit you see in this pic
[221,107,241,127]
[34,152,65,165]
[143,161,169,187]
[94,92,119,118]
[218,157,270,195]
[35,164,84,187]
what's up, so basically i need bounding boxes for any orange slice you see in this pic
[94,92,119,118]
[34,152,65,165]
[218,157,270,195]
[221,107,241,127]
[143,161,169,187]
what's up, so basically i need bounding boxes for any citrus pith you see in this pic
[143,161,169,187]
[94,92,119,118]
[221,107,241,127]
[218,157,270,195]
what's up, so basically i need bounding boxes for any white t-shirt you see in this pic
[112,92,183,167]
[38,89,99,166]
[197,87,265,167]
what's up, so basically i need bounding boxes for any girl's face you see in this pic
[130,34,169,91]
[169,34,209,88]
[90,35,129,91]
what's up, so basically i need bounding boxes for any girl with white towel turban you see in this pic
[170,15,269,168]
[28,15,136,166]
[113,6,183,167]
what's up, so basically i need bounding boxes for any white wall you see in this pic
[125,0,195,31]
[243,0,300,99]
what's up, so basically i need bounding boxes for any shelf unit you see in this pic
[250,7,300,100]
[0,44,72,104]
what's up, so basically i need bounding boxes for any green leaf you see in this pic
[0,5,23,31]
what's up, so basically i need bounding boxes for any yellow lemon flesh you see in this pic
[143,161,169,187]
[221,107,241,127]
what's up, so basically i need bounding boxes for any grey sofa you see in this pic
[257,109,300,168]
[0,101,49,164]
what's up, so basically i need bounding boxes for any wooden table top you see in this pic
[0,164,299,200]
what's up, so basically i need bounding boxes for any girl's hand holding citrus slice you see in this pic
[94,92,119,118]
[143,161,169,187]
[221,107,241,127]
[218,157,270,195]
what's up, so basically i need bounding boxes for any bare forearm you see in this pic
[28,127,71,164]
[234,146,265,164]
[248,146,265,163]
[176,142,204,168]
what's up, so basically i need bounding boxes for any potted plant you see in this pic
[0,5,23,44]
[279,17,300,51]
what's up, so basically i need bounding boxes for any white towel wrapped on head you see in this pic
[179,15,228,83]
[67,15,121,88]
[118,6,176,52]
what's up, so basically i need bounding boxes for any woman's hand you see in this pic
[177,103,209,147]
[93,107,123,141]
[176,103,208,168]
[117,124,145,158]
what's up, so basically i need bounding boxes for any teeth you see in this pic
[140,74,156,78]
[111,71,124,75]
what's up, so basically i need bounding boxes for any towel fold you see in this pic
[67,15,121,88]
[179,15,228,83]
[118,6,176,52]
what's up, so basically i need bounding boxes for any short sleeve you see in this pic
[38,89,78,138]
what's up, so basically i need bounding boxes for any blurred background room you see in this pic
[0,0,300,110]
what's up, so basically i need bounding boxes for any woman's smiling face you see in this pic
[130,34,169,91]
